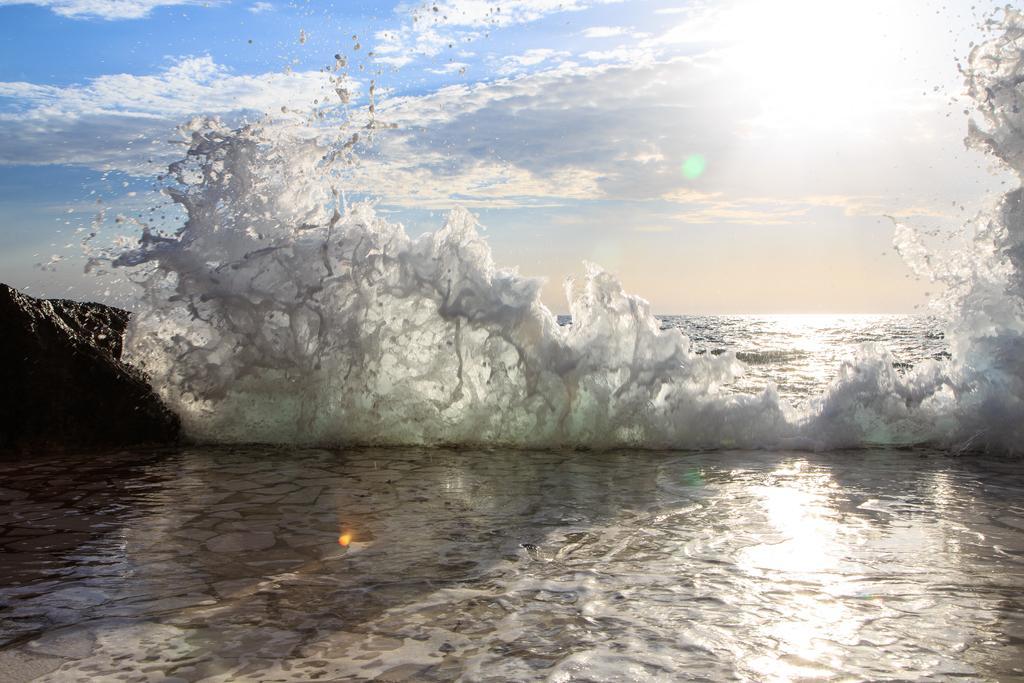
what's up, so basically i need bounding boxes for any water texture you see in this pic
[1,447,1022,681]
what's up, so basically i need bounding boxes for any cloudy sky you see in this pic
[0,0,1011,312]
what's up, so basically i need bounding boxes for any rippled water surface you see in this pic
[554,313,948,409]
[2,447,1023,681]
[661,314,947,406]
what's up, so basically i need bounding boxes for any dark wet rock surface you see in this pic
[0,284,179,450]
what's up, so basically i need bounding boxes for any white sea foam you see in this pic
[106,9,1024,452]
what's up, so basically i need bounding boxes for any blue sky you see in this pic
[0,0,1010,312]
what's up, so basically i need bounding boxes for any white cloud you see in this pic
[247,1,272,13]
[335,59,722,209]
[581,25,626,38]
[660,192,810,226]
[371,57,739,203]
[348,154,604,208]
[496,48,570,74]
[0,0,217,20]
[0,8,996,228]
[0,55,334,118]
[427,61,470,75]
[350,44,996,225]
[580,46,653,63]
[373,0,622,69]
[402,0,618,29]
[372,24,461,68]
[0,56,340,168]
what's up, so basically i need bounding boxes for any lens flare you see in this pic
[681,154,706,180]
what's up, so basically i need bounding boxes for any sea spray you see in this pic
[109,115,796,448]
[107,10,1024,452]
[889,7,1024,452]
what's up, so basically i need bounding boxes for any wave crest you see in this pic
[109,11,1024,452]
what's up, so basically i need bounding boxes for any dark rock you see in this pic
[0,283,180,451]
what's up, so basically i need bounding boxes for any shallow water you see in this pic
[2,447,1023,681]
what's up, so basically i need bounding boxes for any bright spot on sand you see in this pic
[338,531,352,546]
[682,154,706,180]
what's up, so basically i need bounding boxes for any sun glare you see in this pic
[724,1,919,133]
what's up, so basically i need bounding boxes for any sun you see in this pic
[720,0,923,134]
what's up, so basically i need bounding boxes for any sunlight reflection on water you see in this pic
[738,462,858,681]
[0,447,1021,681]
[658,313,946,406]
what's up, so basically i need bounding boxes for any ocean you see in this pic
[641,314,944,408]
[3,6,1024,681]
[1,316,1020,681]
[2,445,1022,680]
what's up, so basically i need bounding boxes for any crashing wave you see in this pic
[108,9,1024,452]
